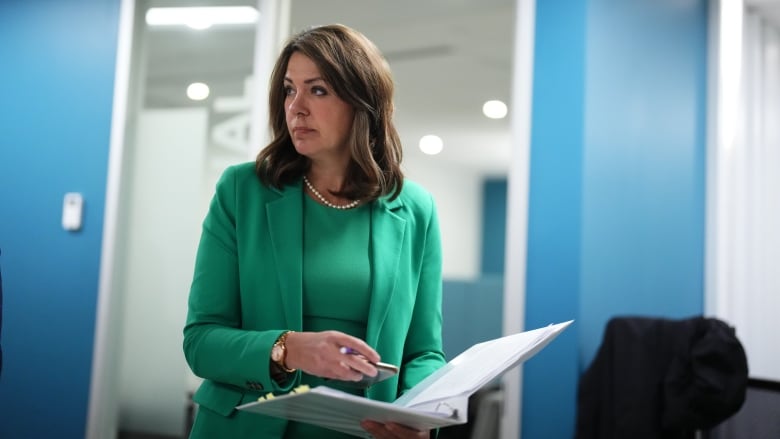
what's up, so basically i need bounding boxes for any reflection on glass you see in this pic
[116,1,258,437]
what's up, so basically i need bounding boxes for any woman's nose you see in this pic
[288,94,309,116]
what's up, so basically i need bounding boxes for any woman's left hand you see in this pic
[360,420,429,439]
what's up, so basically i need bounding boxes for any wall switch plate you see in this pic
[62,192,83,231]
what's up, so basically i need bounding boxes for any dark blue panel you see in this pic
[481,179,508,275]
[0,0,120,437]
[441,277,504,361]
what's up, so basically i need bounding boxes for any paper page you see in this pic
[395,320,573,409]
[237,386,465,438]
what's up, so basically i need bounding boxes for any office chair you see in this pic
[704,378,780,439]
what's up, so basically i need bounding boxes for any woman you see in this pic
[183,24,445,439]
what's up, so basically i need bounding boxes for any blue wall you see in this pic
[579,0,708,368]
[0,0,121,437]
[522,1,586,437]
[0,0,709,437]
[522,0,708,437]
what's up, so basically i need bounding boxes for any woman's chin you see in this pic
[293,143,314,157]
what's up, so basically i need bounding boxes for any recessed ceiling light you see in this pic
[187,82,210,101]
[482,100,508,119]
[419,135,443,155]
[145,7,259,29]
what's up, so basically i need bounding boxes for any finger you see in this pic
[360,420,391,438]
[336,360,364,382]
[333,334,380,363]
[385,422,428,437]
[342,355,378,377]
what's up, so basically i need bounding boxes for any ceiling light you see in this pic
[482,100,508,119]
[187,82,210,101]
[185,16,213,30]
[419,135,443,155]
[145,7,259,29]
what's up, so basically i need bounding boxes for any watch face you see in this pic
[271,345,283,363]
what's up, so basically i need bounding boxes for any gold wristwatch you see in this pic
[271,330,296,373]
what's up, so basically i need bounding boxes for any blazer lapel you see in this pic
[266,182,304,331]
[366,195,406,347]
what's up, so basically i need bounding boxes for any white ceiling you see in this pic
[141,0,780,177]
[142,0,515,176]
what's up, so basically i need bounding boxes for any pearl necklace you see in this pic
[303,176,360,210]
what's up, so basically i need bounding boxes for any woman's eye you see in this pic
[284,86,295,97]
[312,86,327,96]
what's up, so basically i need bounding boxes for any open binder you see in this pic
[237,320,573,438]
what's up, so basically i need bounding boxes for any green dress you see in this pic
[185,163,445,439]
[283,195,372,439]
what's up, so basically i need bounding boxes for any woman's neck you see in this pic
[306,163,349,193]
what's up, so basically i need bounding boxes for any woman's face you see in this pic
[284,52,355,165]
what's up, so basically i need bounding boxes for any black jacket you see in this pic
[575,316,748,439]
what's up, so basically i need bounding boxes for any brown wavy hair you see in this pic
[255,24,404,201]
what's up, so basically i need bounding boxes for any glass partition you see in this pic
[114,1,259,436]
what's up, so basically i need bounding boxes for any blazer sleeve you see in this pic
[182,166,296,395]
[398,194,446,394]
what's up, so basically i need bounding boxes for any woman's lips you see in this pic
[292,127,314,135]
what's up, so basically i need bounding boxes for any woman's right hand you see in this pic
[283,331,381,381]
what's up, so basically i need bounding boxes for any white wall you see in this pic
[117,108,207,435]
[404,158,483,280]
[708,4,780,383]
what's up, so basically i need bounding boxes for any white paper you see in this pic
[238,386,464,438]
[396,320,573,409]
[237,320,573,437]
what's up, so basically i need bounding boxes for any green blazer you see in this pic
[183,162,445,437]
